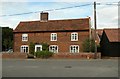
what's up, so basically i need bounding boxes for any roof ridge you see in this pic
[20,17,90,23]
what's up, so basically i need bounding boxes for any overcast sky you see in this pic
[0,0,119,29]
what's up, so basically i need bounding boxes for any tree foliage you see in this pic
[2,27,13,51]
[41,42,49,51]
[82,38,95,52]
[29,42,35,55]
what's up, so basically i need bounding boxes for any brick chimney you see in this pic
[40,12,49,22]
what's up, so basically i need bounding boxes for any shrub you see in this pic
[82,38,95,52]
[41,43,49,51]
[35,51,53,58]
[29,42,35,55]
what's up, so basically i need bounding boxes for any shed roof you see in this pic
[104,28,120,42]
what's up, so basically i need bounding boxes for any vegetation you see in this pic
[41,42,49,51]
[29,42,35,55]
[34,43,53,58]
[82,38,95,52]
[2,27,13,51]
[35,51,53,58]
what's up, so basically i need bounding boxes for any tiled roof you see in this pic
[96,29,103,36]
[104,28,120,42]
[14,18,90,32]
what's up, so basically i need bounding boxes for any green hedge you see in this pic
[35,51,53,58]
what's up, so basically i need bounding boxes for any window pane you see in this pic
[26,47,28,53]
[70,45,79,53]
[21,46,28,53]
[49,45,58,53]
[22,34,28,41]
[51,33,57,41]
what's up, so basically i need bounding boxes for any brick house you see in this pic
[13,12,90,55]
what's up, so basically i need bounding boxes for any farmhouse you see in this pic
[13,12,91,55]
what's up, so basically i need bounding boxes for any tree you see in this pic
[2,27,13,51]
[82,38,95,52]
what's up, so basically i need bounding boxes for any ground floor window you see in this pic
[49,45,58,53]
[70,45,79,53]
[21,45,29,53]
[35,45,42,52]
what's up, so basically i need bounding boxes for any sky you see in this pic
[0,0,119,29]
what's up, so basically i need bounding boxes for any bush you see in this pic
[35,51,53,58]
[82,38,95,52]
[29,42,35,55]
[41,43,49,51]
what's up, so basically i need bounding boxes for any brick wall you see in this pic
[2,52,27,59]
[52,52,101,59]
[2,52,101,59]
[14,31,89,53]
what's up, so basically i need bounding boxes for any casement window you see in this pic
[21,45,29,53]
[35,45,42,52]
[22,34,28,41]
[70,45,79,53]
[51,33,57,41]
[71,32,78,41]
[49,45,58,53]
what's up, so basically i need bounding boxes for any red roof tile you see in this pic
[14,18,90,32]
[96,29,103,36]
[104,28,120,42]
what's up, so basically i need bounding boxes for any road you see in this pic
[2,59,119,77]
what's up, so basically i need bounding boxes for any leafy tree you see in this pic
[82,38,95,52]
[2,27,13,51]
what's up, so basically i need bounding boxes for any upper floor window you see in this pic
[21,45,29,53]
[71,32,78,41]
[70,45,79,53]
[22,34,28,41]
[51,33,57,41]
[49,45,58,53]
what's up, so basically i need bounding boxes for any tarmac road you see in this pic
[2,59,119,77]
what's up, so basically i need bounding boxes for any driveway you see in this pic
[2,59,119,77]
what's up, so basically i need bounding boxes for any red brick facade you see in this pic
[14,31,89,53]
[13,12,90,55]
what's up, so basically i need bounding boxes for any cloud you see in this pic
[97,5,118,28]
[0,2,118,29]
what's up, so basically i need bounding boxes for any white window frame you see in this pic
[49,45,58,53]
[70,45,79,53]
[22,34,28,41]
[20,45,29,53]
[35,45,42,52]
[71,32,78,41]
[51,33,57,41]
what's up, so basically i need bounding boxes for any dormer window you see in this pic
[51,33,57,41]
[22,34,28,41]
[71,32,78,41]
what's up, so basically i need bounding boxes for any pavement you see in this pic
[2,59,119,77]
